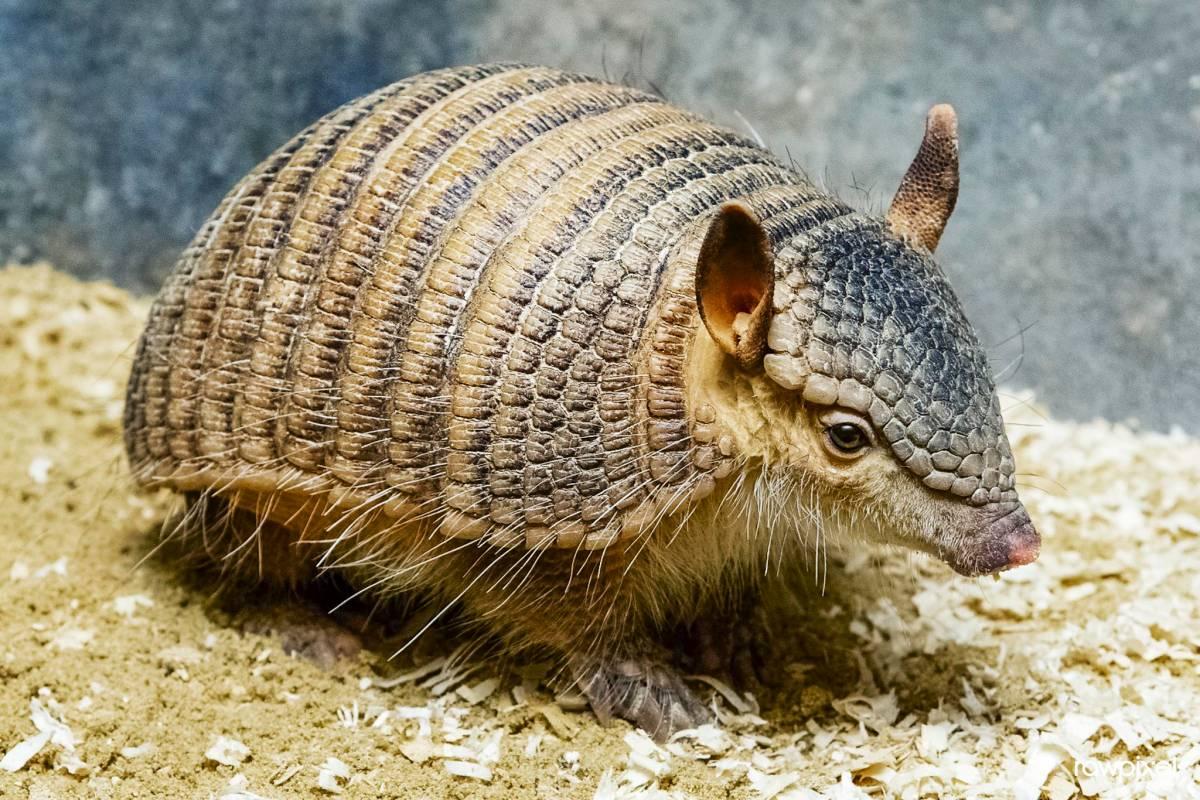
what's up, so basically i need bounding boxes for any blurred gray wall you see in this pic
[2,0,1197,430]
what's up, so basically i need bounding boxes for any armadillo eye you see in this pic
[826,422,869,454]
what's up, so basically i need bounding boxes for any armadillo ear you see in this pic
[695,201,774,370]
[886,104,959,252]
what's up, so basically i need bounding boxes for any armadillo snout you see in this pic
[945,504,1040,577]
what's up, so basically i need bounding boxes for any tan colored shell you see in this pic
[123,63,839,550]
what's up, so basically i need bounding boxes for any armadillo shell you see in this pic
[123,63,838,550]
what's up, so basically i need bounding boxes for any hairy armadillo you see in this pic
[124,63,1040,739]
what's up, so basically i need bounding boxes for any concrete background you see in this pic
[1,0,1197,430]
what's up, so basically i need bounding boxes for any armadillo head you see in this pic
[695,105,1039,577]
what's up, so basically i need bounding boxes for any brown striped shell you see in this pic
[124,63,847,550]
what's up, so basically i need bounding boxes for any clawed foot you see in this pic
[238,603,363,670]
[571,654,713,742]
[681,599,776,690]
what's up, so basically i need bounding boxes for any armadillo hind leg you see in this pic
[169,491,365,668]
[167,490,324,590]
[570,651,712,742]
[239,603,364,670]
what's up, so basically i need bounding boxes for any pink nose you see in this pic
[1005,532,1040,568]
[945,505,1041,576]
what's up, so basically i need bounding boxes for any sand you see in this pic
[1,264,1198,800]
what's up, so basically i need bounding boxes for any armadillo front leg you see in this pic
[570,648,712,741]
[681,591,775,690]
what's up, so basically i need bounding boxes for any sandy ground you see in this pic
[1,264,1199,800]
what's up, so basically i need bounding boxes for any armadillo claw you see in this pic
[570,654,712,742]
[238,603,363,671]
[683,601,775,690]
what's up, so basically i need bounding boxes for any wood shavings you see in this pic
[819,772,873,799]
[119,742,155,759]
[456,677,499,705]
[422,661,482,696]
[917,720,953,757]
[558,749,583,784]
[12,557,68,582]
[315,756,351,793]
[271,764,302,786]
[49,626,94,650]
[477,729,503,765]
[157,645,204,666]
[391,704,433,720]
[747,767,801,799]
[438,743,478,760]
[111,593,154,618]
[554,688,589,711]
[336,703,360,729]
[592,768,694,800]
[688,674,758,714]
[668,724,734,757]
[5,270,1200,799]
[523,732,546,756]
[831,692,900,734]
[0,724,52,772]
[1013,735,1071,800]
[1,697,80,773]
[537,703,581,739]
[205,736,250,767]
[619,730,673,789]
[27,456,52,484]
[398,737,436,764]
[373,657,447,688]
[218,774,274,800]
[444,759,492,781]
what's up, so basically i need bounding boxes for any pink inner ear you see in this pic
[696,200,774,364]
[728,289,763,315]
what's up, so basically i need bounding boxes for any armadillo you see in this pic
[123,63,1040,739]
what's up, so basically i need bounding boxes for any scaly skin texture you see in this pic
[123,63,1038,740]
[763,217,1018,506]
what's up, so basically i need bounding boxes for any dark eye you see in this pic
[826,422,870,454]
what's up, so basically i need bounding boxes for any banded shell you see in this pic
[123,63,848,549]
